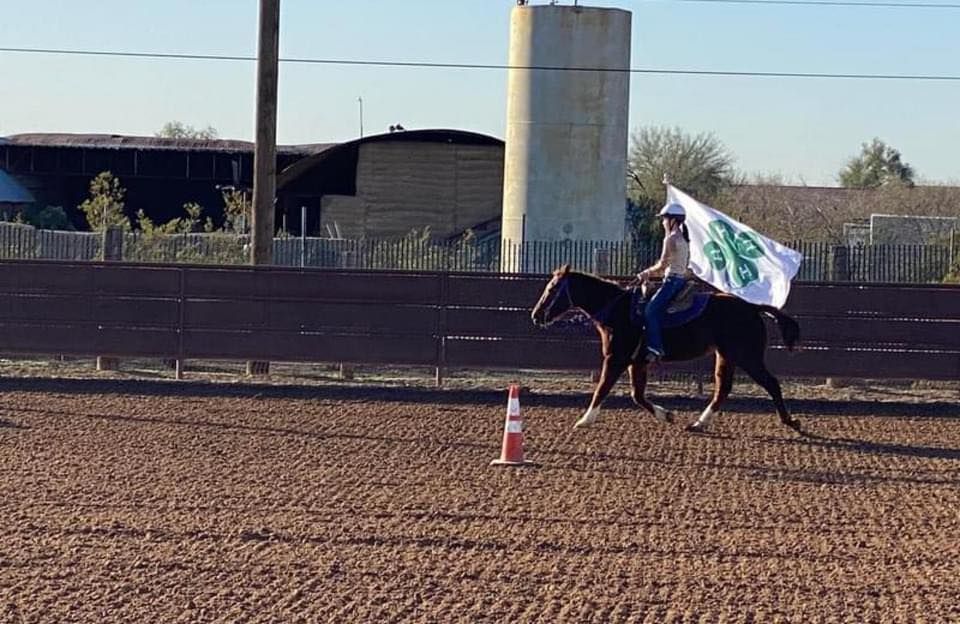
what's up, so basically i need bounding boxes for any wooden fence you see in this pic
[0,260,957,381]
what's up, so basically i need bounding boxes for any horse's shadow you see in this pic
[727,429,960,487]
[770,431,960,462]
[658,395,959,419]
[1,377,956,420]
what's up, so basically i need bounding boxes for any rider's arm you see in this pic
[638,235,676,280]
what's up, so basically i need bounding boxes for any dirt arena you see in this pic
[1,369,959,623]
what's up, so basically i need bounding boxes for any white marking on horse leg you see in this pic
[575,406,601,428]
[652,403,674,424]
[693,405,717,429]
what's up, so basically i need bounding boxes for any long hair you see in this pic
[668,215,690,243]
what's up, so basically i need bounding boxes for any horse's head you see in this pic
[531,264,575,327]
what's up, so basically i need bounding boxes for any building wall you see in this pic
[319,195,365,239]
[1,139,305,231]
[322,141,503,240]
[870,214,958,245]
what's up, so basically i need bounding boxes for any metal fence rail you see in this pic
[0,222,956,283]
[0,223,100,260]
[0,259,957,381]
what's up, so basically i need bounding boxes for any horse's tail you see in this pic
[757,305,800,351]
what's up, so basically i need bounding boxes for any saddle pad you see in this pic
[665,281,699,314]
[662,293,711,328]
[630,290,710,329]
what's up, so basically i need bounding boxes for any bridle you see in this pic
[543,275,637,328]
[541,277,574,324]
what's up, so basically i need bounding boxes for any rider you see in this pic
[637,202,691,362]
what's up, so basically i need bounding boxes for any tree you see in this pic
[627,126,738,243]
[78,172,131,231]
[838,138,914,189]
[220,187,251,233]
[136,202,212,235]
[156,121,219,140]
[10,205,75,230]
[712,174,846,243]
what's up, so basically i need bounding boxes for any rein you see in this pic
[588,289,631,326]
[543,274,642,328]
[575,277,639,327]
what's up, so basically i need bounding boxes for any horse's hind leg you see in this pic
[687,353,734,433]
[628,363,674,423]
[739,358,802,434]
[575,355,628,428]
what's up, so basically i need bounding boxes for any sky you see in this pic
[1,0,958,186]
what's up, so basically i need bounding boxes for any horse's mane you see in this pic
[569,270,627,291]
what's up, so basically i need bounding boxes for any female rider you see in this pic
[636,202,691,362]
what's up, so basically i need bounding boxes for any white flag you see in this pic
[666,184,802,309]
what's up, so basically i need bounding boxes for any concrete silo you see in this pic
[501,3,632,271]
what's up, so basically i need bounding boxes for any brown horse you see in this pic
[530,265,803,434]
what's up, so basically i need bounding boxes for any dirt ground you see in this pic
[1,359,959,623]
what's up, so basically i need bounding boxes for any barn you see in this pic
[0,133,328,230]
[0,166,35,219]
[277,129,504,240]
[0,129,505,240]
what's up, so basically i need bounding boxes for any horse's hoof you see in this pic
[785,419,803,434]
[686,422,706,434]
[652,404,674,424]
[574,408,600,428]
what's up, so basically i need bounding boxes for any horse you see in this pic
[530,265,803,434]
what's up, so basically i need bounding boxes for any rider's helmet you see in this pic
[658,202,685,218]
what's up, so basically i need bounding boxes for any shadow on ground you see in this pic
[1,376,957,419]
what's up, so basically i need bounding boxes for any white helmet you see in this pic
[658,202,685,217]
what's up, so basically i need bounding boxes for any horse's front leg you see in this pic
[628,363,674,424]
[574,354,628,428]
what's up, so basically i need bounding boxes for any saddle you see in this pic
[642,279,700,314]
[630,278,710,329]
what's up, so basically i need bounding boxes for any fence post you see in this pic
[96,226,124,372]
[101,226,123,262]
[334,245,358,379]
[340,248,357,269]
[593,247,612,276]
[175,268,186,380]
[951,229,957,277]
[826,245,851,388]
[435,272,449,387]
[830,245,850,282]
[300,205,307,268]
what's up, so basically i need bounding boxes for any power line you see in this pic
[2,46,959,81]
[650,0,960,8]
[0,47,254,63]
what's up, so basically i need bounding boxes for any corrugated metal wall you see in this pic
[332,141,502,240]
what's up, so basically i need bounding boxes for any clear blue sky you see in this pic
[1,0,958,185]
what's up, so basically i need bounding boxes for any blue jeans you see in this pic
[644,275,686,357]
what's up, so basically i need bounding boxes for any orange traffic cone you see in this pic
[491,384,534,466]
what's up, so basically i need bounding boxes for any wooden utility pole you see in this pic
[247,0,280,376]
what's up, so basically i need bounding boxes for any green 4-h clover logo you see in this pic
[703,220,765,288]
